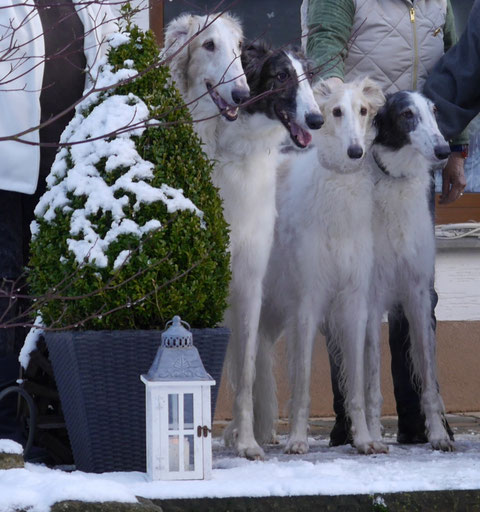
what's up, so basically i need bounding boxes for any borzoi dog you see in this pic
[221,41,323,460]
[365,91,453,451]
[164,13,250,159]
[256,79,386,455]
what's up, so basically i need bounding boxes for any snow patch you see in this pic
[2,435,480,512]
[35,61,203,269]
[0,439,23,455]
[18,315,44,370]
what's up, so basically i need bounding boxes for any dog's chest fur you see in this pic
[277,150,374,300]
[372,170,435,301]
[212,113,286,254]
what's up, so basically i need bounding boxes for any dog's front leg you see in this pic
[365,308,388,451]
[403,293,454,452]
[335,297,386,454]
[225,278,265,460]
[284,305,317,454]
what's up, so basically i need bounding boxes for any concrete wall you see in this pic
[215,244,480,420]
[215,321,480,420]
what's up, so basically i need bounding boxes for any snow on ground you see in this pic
[2,434,480,512]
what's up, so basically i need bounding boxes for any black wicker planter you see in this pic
[45,328,229,473]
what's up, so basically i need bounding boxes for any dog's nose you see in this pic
[347,145,364,159]
[434,144,451,160]
[305,112,324,130]
[231,87,250,105]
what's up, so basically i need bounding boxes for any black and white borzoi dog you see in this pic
[364,91,454,451]
[221,41,323,460]
[164,13,250,160]
[256,79,386,455]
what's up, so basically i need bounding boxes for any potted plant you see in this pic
[26,19,230,473]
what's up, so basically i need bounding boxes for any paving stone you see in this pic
[0,452,24,469]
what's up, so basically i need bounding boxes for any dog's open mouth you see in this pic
[206,82,239,121]
[276,107,312,148]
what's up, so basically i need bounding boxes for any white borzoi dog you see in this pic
[220,41,323,460]
[163,13,250,160]
[164,14,323,459]
[256,78,386,455]
[364,91,453,451]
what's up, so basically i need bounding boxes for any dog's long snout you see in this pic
[347,144,364,159]
[434,144,451,161]
[305,112,324,130]
[232,87,250,105]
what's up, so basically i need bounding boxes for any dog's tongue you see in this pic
[290,122,312,148]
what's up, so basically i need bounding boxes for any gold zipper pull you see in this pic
[410,7,415,22]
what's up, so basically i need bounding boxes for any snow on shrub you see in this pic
[28,25,230,330]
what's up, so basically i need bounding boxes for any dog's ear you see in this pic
[241,41,270,88]
[373,95,392,143]
[163,14,195,93]
[358,77,385,114]
[312,79,334,104]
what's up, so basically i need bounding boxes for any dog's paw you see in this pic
[355,440,388,455]
[430,437,455,452]
[223,422,238,448]
[266,432,280,445]
[284,438,309,454]
[237,443,265,461]
[370,441,389,454]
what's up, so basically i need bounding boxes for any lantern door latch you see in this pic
[197,425,211,437]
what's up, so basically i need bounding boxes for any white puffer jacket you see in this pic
[345,0,447,93]
[302,0,448,94]
[0,1,115,195]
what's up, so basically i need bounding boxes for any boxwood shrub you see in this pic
[28,24,230,330]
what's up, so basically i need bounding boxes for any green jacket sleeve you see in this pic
[306,0,355,81]
[443,0,457,52]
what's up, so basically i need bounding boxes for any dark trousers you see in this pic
[329,173,437,422]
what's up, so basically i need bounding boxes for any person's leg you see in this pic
[327,336,352,446]
[387,305,428,443]
[0,190,24,438]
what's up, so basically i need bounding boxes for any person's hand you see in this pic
[439,152,467,204]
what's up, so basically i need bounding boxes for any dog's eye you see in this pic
[402,109,414,119]
[277,71,289,82]
[332,107,342,117]
[432,105,438,115]
[360,107,368,116]
[203,40,215,52]
[238,41,242,51]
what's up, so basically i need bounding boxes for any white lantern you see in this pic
[141,316,215,480]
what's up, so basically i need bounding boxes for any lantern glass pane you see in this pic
[184,434,194,471]
[184,393,194,429]
[168,394,179,430]
[168,435,180,471]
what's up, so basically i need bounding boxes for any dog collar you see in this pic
[372,149,407,180]
[372,150,390,176]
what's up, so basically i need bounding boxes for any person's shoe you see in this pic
[397,413,428,444]
[397,413,455,444]
[329,415,353,446]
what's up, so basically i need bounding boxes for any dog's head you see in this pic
[313,77,385,168]
[241,42,323,148]
[164,13,250,121]
[374,91,450,167]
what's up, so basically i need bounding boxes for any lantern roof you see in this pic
[143,316,214,382]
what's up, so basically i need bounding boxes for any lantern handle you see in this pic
[165,315,191,331]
